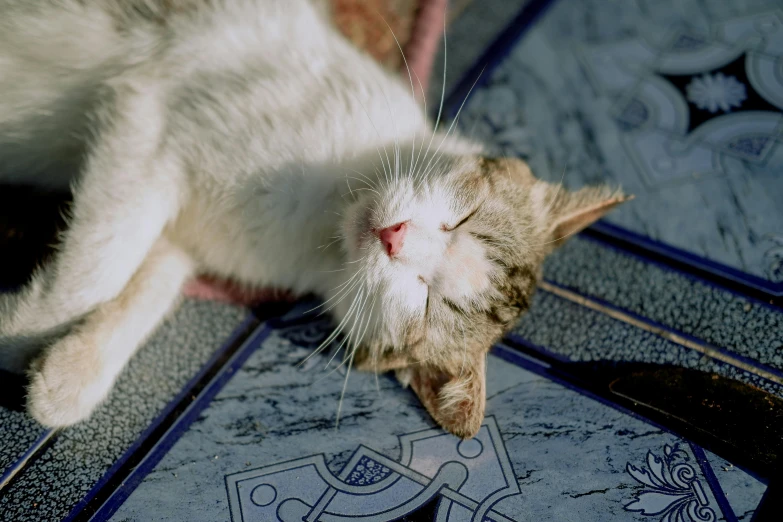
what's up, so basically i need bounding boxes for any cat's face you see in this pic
[339,155,629,438]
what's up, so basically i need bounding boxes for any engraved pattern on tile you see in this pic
[108,324,750,521]
[225,417,519,521]
[459,0,783,283]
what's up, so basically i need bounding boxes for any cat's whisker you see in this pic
[416,14,449,183]
[334,349,355,429]
[377,13,422,186]
[343,171,380,191]
[333,285,376,428]
[313,288,368,377]
[369,10,404,186]
[315,278,372,379]
[317,236,343,252]
[529,227,585,248]
[343,255,371,265]
[300,284,365,368]
[409,69,429,179]
[324,285,368,370]
[371,70,402,185]
[349,287,378,360]
[341,187,379,198]
[324,280,374,390]
[304,266,364,314]
[418,66,486,183]
[542,158,570,218]
[318,276,363,316]
[348,90,394,185]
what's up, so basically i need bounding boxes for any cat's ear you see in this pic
[486,156,633,248]
[544,186,633,248]
[400,353,487,439]
[485,157,537,187]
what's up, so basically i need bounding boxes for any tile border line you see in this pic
[536,279,783,386]
[690,442,740,522]
[0,429,55,493]
[62,311,262,522]
[85,323,275,522]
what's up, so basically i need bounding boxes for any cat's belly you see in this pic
[167,194,342,298]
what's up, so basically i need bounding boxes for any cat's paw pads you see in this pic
[26,336,106,428]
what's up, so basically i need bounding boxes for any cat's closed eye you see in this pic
[441,206,480,232]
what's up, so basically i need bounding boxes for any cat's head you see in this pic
[339,153,631,438]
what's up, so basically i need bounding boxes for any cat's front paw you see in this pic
[27,335,107,427]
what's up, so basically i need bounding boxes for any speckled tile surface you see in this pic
[0,300,250,522]
[458,0,783,289]
[510,289,783,397]
[541,237,783,371]
[0,410,48,486]
[101,319,764,521]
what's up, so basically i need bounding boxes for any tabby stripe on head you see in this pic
[442,297,465,315]
[468,231,496,244]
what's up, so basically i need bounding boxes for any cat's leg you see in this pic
[26,237,195,427]
[0,83,183,371]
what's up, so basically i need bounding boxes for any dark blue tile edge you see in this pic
[63,312,262,522]
[532,281,783,385]
[85,324,275,522]
[585,223,783,302]
[443,0,783,306]
[0,430,54,491]
[87,312,746,522]
[443,0,558,118]
[690,442,739,522]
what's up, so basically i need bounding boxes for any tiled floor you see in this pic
[1,0,781,520]
[0,301,252,521]
[459,0,783,291]
[103,320,767,521]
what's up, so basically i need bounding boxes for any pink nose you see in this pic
[378,221,408,257]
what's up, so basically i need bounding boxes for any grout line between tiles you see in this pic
[538,280,783,386]
[0,429,56,493]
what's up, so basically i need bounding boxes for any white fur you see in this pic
[0,0,487,426]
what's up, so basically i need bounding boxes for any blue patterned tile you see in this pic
[102,320,759,521]
[0,412,48,489]
[457,0,783,292]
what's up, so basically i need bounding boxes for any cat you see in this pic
[0,0,630,438]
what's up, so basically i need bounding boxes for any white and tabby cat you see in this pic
[0,0,629,437]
